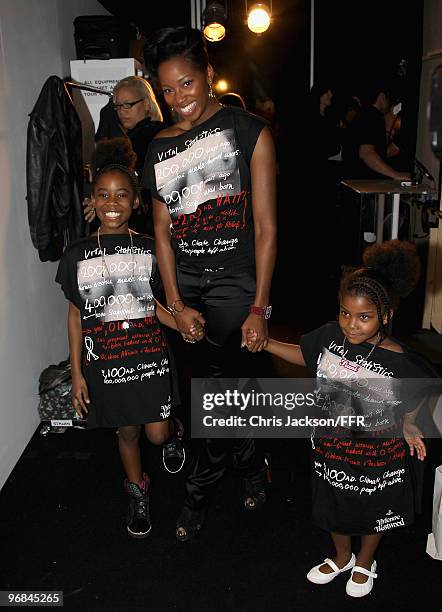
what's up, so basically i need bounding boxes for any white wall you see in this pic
[0,0,109,490]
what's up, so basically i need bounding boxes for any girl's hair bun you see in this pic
[362,239,420,298]
[92,137,137,176]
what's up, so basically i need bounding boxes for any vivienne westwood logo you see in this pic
[160,403,171,419]
[339,358,360,372]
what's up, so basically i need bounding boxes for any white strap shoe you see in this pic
[307,553,356,584]
[346,561,378,597]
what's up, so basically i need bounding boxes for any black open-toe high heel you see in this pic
[243,467,268,510]
[176,506,206,542]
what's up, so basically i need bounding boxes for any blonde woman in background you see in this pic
[87,76,166,234]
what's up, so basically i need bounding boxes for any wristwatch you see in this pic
[249,305,272,319]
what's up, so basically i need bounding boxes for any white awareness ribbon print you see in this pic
[85,336,99,361]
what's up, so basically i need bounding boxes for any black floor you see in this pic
[1,405,442,610]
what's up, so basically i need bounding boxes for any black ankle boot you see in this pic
[123,474,151,538]
[243,467,268,510]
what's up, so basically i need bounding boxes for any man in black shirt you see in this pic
[340,84,412,259]
[343,85,410,180]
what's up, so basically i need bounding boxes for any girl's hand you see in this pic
[72,374,90,418]
[174,306,205,343]
[245,327,269,352]
[246,329,258,345]
[83,197,96,223]
[403,422,426,461]
[241,314,268,353]
[184,319,205,343]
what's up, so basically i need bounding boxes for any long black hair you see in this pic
[143,27,209,80]
[339,240,420,337]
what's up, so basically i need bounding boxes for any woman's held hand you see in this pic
[241,314,268,353]
[83,197,96,223]
[174,306,205,343]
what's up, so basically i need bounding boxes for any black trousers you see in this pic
[177,264,265,511]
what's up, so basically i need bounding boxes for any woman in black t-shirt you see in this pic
[143,27,277,541]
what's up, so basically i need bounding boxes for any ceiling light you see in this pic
[246,2,272,34]
[215,80,229,92]
[202,2,227,42]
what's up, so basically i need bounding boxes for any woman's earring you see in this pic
[170,106,174,112]
[208,83,214,99]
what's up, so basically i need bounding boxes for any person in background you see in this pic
[301,83,343,317]
[219,91,246,109]
[340,83,411,262]
[384,102,410,173]
[342,82,410,180]
[86,76,165,234]
[255,95,280,144]
[334,94,362,166]
[307,83,342,169]
[341,95,362,129]
[112,76,164,176]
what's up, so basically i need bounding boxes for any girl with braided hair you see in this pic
[56,138,204,539]
[248,240,435,597]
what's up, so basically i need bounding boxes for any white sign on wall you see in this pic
[70,58,143,131]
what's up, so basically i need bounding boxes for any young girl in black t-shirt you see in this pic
[247,240,433,598]
[56,139,204,539]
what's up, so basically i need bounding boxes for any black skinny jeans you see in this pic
[177,264,265,511]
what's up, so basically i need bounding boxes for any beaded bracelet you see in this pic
[167,299,186,316]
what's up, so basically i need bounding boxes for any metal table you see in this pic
[341,179,438,242]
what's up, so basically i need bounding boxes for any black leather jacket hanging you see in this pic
[26,76,85,261]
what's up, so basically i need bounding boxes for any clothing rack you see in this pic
[63,80,112,104]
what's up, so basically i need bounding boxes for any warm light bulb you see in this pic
[247,4,271,34]
[203,22,226,42]
[216,80,229,92]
